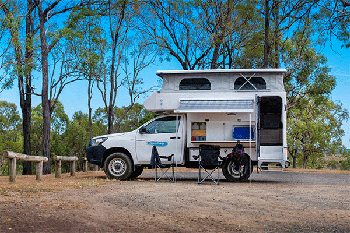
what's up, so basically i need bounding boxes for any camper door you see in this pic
[257,96,284,160]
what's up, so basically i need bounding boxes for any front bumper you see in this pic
[86,144,106,167]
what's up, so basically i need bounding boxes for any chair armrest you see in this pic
[159,154,174,161]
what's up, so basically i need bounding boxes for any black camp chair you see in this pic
[193,144,221,185]
[150,146,175,182]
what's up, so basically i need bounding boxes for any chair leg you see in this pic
[155,166,157,182]
[198,166,220,185]
[198,165,201,184]
[156,165,175,182]
[217,167,220,185]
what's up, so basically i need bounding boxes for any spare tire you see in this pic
[222,153,252,182]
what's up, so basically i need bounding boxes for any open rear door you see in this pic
[257,96,284,168]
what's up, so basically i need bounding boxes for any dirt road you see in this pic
[1,169,349,232]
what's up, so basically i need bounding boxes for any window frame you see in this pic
[234,77,266,90]
[179,78,211,90]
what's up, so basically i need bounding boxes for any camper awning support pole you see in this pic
[249,113,252,157]
[250,113,252,183]
[175,114,179,182]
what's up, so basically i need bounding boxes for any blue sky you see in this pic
[1,45,349,148]
[324,45,350,148]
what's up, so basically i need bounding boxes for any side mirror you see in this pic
[139,126,147,134]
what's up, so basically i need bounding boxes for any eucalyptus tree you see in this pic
[288,96,348,168]
[139,0,264,69]
[262,0,321,68]
[63,3,106,139]
[115,32,158,132]
[94,0,128,134]
[137,0,211,70]
[313,0,350,48]
[1,0,38,174]
[95,0,156,134]
[34,0,87,174]
[197,0,264,69]
[282,27,349,167]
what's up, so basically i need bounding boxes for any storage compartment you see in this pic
[191,122,206,141]
[233,126,254,140]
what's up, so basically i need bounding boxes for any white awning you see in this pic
[175,99,254,113]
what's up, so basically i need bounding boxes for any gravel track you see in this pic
[1,170,349,232]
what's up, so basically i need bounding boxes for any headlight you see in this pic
[89,137,108,146]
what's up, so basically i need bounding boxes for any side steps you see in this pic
[257,161,287,172]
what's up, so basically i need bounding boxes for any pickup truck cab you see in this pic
[86,69,289,181]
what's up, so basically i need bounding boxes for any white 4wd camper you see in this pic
[86,69,289,181]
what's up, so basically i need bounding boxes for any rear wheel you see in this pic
[222,153,252,182]
[104,153,132,180]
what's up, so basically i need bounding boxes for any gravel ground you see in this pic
[0,169,349,232]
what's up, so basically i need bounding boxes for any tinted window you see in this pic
[179,78,211,90]
[234,77,266,90]
[144,116,181,134]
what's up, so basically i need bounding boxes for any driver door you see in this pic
[135,116,183,164]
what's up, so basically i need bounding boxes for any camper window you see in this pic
[179,78,211,90]
[234,77,266,90]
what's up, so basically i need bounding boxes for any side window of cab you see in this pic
[142,116,181,134]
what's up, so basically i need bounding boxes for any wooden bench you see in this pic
[2,151,48,182]
[53,156,78,178]
[82,157,99,172]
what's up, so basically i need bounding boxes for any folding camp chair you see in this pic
[150,146,175,182]
[194,144,221,185]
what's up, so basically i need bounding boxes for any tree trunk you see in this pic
[22,0,34,174]
[302,152,307,169]
[273,0,280,69]
[292,148,297,168]
[22,101,32,174]
[37,0,51,174]
[2,2,34,175]
[88,75,93,139]
[263,0,270,68]
[107,104,114,134]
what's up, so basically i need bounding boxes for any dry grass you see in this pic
[0,171,109,198]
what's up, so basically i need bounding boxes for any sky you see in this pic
[325,44,350,149]
[1,44,350,148]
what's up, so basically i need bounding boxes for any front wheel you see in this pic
[129,166,144,179]
[222,153,252,182]
[104,153,132,180]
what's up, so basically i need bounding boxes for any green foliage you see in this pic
[340,159,350,170]
[61,4,107,81]
[283,26,349,169]
[94,104,156,133]
[327,160,340,170]
[0,100,22,153]
[287,96,348,169]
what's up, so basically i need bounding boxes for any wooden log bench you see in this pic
[53,156,78,178]
[82,157,99,172]
[2,151,48,182]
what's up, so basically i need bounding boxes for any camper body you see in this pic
[86,69,288,180]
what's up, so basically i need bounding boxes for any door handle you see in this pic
[170,136,181,139]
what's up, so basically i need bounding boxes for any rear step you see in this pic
[258,163,283,172]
